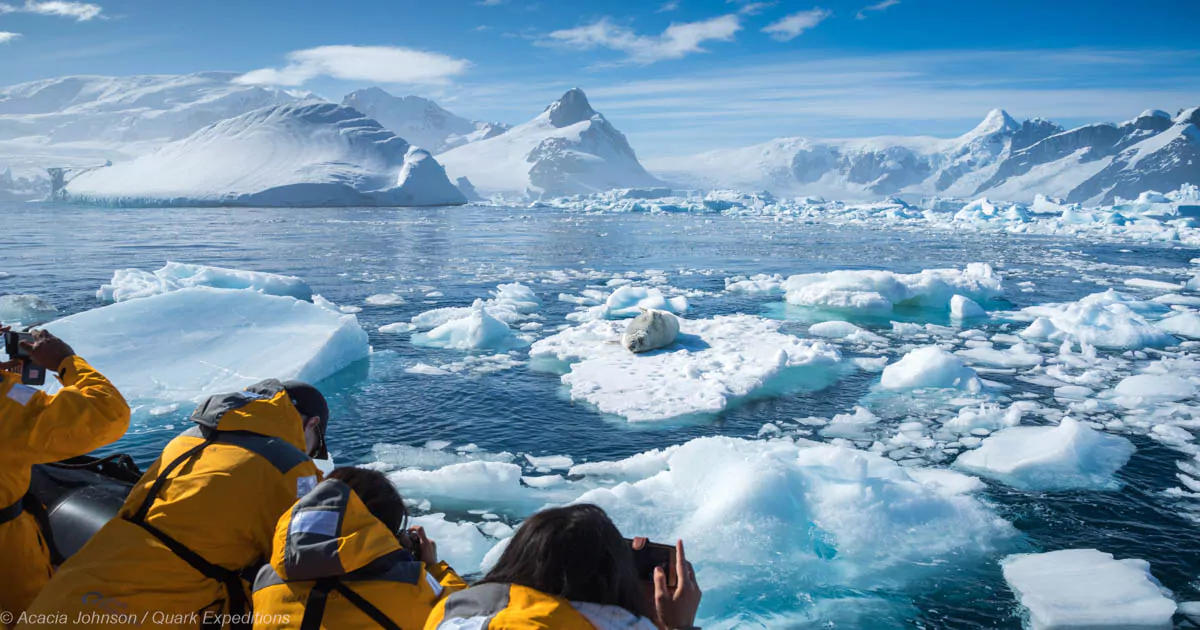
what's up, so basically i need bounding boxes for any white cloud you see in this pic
[735,1,775,15]
[546,14,741,65]
[235,45,470,87]
[856,0,899,20]
[657,0,680,12]
[762,8,832,41]
[0,31,20,42]
[477,0,506,5]
[0,0,102,21]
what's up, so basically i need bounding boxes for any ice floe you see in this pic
[880,346,981,391]
[530,314,842,421]
[783,263,1002,316]
[412,301,528,351]
[1002,549,1175,629]
[98,262,313,303]
[44,286,369,403]
[953,417,1135,491]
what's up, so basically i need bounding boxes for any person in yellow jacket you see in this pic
[425,504,703,630]
[21,379,329,630]
[252,467,466,629]
[1,327,131,626]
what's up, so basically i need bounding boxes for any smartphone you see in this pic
[4,330,45,386]
[626,538,677,588]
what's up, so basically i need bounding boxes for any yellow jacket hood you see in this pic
[270,477,403,581]
[189,379,308,454]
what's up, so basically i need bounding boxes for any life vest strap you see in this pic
[298,578,404,630]
[0,495,22,525]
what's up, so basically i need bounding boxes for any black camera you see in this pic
[4,330,46,386]
[405,530,423,557]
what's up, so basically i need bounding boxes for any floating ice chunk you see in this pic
[724,273,785,294]
[1001,549,1175,630]
[1113,374,1196,402]
[412,282,539,328]
[524,454,574,470]
[950,295,986,320]
[573,436,1015,616]
[1156,312,1200,339]
[820,406,880,439]
[411,300,526,351]
[880,346,980,391]
[783,263,1001,315]
[598,286,688,319]
[1124,278,1182,292]
[98,262,314,303]
[1023,298,1174,350]
[379,322,417,334]
[953,418,1135,491]
[807,320,885,343]
[406,363,451,376]
[365,293,406,306]
[1054,385,1093,400]
[956,343,1044,368]
[530,315,842,422]
[44,287,369,403]
[1153,294,1200,307]
[567,446,678,482]
[0,294,58,325]
[408,513,495,574]
[1020,317,1061,340]
[943,403,1024,434]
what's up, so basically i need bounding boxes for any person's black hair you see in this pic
[328,467,407,538]
[282,380,329,458]
[479,504,646,617]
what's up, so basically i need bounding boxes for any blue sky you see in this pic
[1,0,1198,156]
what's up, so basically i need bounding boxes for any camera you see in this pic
[405,530,423,556]
[4,330,46,386]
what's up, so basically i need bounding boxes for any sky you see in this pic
[1,0,1198,157]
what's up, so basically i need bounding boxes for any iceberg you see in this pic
[98,262,313,303]
[65,102,467,207]
[530,315,842,422]
[783,263,1002,316]
[1021,293,1176,350]
[953,417,1135,491]
[1002,549,1175,629]
[43,286,369,403]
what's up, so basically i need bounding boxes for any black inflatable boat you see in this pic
[29,454,139,561]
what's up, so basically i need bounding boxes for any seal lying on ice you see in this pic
[622,308,680,353]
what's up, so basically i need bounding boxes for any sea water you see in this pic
[3,202,1199,628]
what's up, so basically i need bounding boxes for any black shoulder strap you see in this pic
[299,579,334,630]
[129,433,216,524]
[330,581,404,630]
[22,493,65,565]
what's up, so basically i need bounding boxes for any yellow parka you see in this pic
[252,478,466,630]
[424,584,659,630]
[22,380,321,630]
[0,356,130,625]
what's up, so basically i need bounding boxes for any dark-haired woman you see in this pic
[425,504,702,630]
[253,467,466,629]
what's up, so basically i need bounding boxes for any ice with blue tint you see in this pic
[0,293,58,325]
[783,263,1002,315]
[954,418,1135,491]
[43,286,369,403]
[98,261,314,302]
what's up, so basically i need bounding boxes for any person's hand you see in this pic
[654,540,701,630]
[409,525,438,566]
[22,329,75,372]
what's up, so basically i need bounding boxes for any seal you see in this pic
[622,308,680,353]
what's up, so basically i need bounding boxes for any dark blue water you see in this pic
[3,203,1199,628]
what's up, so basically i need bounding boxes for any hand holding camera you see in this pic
[405,525,438,566]
[2,325,75,385]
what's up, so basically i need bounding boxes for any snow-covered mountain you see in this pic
[65,102,466,207]
[649,107,1200,204]
[436,88,663,198]
[342,88,509,154]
